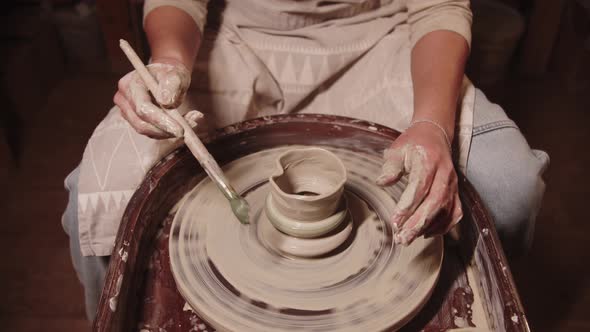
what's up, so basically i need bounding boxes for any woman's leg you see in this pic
[465,89,549,257]
[62,166,109,321]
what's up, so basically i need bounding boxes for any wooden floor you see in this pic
[1,70,589,331]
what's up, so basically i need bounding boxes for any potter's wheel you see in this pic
[170,145,443,331]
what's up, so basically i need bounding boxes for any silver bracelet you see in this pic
[410,119,452,151]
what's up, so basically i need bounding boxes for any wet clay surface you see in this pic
[169,146,443,331]
[94,115,528,332]
[136,213,479,332]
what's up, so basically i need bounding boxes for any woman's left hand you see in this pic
[376,122,463,245]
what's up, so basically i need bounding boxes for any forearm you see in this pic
[410,30,469,140]
[144,6,201,71]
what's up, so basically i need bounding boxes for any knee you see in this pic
[492,151,547,239]
[62,166,81,236]
[62,166,109,321]
[467,133,549,257]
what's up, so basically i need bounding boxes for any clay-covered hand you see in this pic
[114,59,194,139]
[376,123,463,245]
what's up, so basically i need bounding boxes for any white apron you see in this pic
[75,0,475,256]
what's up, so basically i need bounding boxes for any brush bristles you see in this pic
[231,198,250,224]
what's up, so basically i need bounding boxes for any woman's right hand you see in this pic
[114,59,193,139]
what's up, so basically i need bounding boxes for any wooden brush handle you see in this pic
[119,39,237,200]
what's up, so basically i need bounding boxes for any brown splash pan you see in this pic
[93,114,529,332]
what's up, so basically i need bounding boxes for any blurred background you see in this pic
[0,0,589,331]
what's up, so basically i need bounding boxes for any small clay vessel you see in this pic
[266,148,351,256]
[269,147,347,222]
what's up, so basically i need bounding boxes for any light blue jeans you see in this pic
[62,89,549,321]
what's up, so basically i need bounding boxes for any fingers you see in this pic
[115,63,192,139]
[127,78,184,137]
[376,148,405,186]
[152,64,190,108]
[394,171,452,245]
[424,193,463,237]
[114,92,172,139]
[421,205,453,239]
[389,146,434,232]
[449,195,463,230]
[394,194,442,245]
[395,169,462,245]
[379,124,463,245]
[184,110,204,128]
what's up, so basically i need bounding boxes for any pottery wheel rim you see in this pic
[170,146,443,332]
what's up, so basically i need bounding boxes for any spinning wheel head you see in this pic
[170,146,443,331]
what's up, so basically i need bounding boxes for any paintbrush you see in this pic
[119,39,250,224]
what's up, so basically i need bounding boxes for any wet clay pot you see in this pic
[268,147,347,221]
[266,148,352,257]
